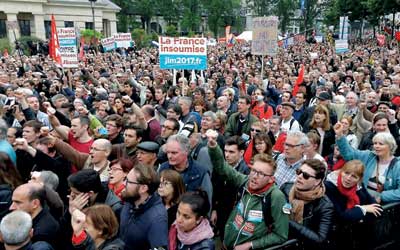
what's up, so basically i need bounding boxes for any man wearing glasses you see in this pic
[206,129,288,250]
[274,131,309,188]
[120,164,168,250]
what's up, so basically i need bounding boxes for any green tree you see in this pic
[276,0,296,33]
[165,25,179,36]
[203,0,240,37]
[246,0,278,16]
[157,0,180,25]
[180,0,201,32]
[111,0,133,32]
[130,0,158,34]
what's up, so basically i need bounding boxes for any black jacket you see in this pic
[73,234,125,250]
[302,126,336,157]
[0,184,12,221]
[32,208,60,249]
[325,180,376,222]
[177,238,215,250]
[282,183,334,249]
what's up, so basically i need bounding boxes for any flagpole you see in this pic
[261,55,264,82]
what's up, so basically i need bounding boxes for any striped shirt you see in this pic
[274,154,304,188]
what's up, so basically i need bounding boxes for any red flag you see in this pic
[225,26,231,44]
[78,37,85,61]
[49,15,62,65]
[292,64,304,97]
[377,34,385,46]
[396,31,400,42]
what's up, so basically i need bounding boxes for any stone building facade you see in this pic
[0,0,120,43]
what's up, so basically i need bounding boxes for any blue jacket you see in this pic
[158,160,213,207]
[177,238,215,250]
[336,136,400,203]
[119,194,168,250]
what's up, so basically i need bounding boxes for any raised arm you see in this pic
[334,122,371,162]
[53,139,89,170]
[206,129,246,188]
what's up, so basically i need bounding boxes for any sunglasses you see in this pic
[296,169,317,180]
[251,128,261,133]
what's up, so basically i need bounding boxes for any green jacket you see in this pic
[208,146,288,249]
[224,112,259,137]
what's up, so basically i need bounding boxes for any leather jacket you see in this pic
[282,183,334,249]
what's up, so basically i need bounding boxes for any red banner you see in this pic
[292,64,305,97]
[377,34,385,46]
[49,15,62,65]
[396,31,400,42]
[78,37,85,61]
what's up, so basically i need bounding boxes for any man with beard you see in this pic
[119,164,168,250]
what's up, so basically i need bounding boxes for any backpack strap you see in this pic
[235,182,274,232]
[289,118,295,130]
[262,191,274,233]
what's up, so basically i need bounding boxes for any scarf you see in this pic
[288,184,325,223]
[247,179,275,195]
[243,140,253,165]
[168,219,214,250]
[108,182,125,199]
[337,173,360,209]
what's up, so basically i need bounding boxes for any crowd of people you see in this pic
[0,35,400,250]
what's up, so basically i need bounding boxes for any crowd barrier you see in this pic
[265,202,400,250]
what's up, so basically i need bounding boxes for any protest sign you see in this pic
[114,33,133,48]
[335,39,349,54]
[102,37,116,51]
[159,37,207,70]
[339,16,350,40]
[57,28,78,68]
[251,16,278,56]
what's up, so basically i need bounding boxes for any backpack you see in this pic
[235,183,274,233]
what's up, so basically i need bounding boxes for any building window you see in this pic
[0,19,6,38]
[18,19,31,36]
[44,20,51,39]
[85,22,93,30]
[64,21,74,28]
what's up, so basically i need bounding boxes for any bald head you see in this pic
[10,183,45,217]
[93,139,112,153]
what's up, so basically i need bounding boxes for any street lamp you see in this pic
[89,0,97,31]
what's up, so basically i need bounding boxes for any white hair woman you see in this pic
[335,122,400,204]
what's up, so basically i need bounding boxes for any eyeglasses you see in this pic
[250,168,273,178]
[109,167,123,172]
[161,125,175,130]
[284,143,302,148]
[251,128,261,133]
[296,169,317,180]
[159,181,172,187]
[124,177,142,186]
[90,147,107,152]
[106,123,118,128]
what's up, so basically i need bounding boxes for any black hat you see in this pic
[317,91,332,101]
[95,93,108,102]
[137,141,160,154]
[281,102,295,110]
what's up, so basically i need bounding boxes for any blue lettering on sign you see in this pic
[160,55,207,70]
[59,39,76,46]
